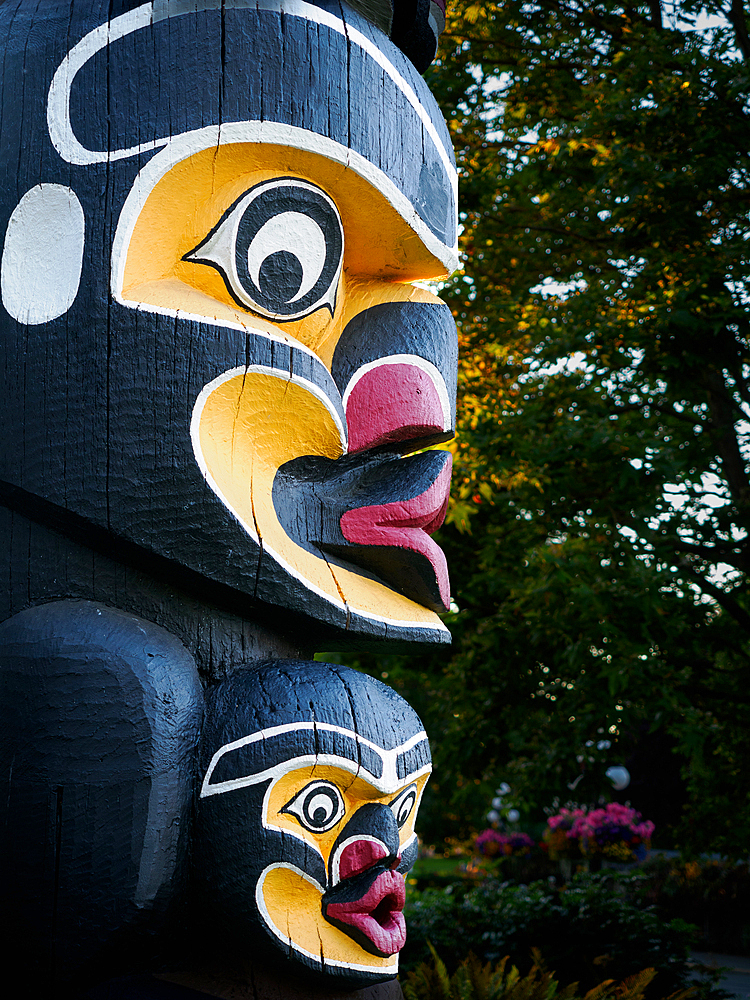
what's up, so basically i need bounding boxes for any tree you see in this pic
[335,0,750,856]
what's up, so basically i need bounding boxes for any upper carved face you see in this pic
[0,0,458,646]
[195,661,431,987]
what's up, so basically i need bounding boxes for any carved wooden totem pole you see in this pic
[0,1,457,997]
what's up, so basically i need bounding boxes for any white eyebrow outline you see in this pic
[46,0,457,203]
[200,721,431,797]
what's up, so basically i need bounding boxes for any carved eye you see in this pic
[282,780,346,833]
[390,785,418,828]
[185,178,343,321]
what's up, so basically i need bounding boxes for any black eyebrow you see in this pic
[395,738,431,780]
[206,728,384,787]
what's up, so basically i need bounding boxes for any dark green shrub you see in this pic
[402,872,723,997]
[633,857,750,956]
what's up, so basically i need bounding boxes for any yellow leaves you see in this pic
[478,481,494,502]
[532,136,612,165]
[464,3,484,23]
[504,465,544,493]
[535,137,561,156]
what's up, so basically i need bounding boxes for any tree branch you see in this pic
[728,0,750,61]
[679,559,750,634]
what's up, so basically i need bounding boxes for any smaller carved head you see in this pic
[194,661,430,987]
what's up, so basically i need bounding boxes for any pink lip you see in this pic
[345,362,449,454]
[339,456,452,610]
[324,870,407,957]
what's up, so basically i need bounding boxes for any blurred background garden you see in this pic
[324,0,750,996]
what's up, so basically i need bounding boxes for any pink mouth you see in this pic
[339,456,452,610]
[324,869,407,957]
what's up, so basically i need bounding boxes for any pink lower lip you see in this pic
[324,870,407,957]
[339,455,452,610]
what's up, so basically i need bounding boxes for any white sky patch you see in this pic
[530,276,588,299]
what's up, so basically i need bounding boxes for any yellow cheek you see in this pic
[194,366,445,626]
[258,864,399,972]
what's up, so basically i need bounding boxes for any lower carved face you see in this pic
[257,764,427,970]
[194,662,431,987]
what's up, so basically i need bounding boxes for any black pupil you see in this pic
[305,788,336,827]
[398,794,415,825]
[258,250,303,301]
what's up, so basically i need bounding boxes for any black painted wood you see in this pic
[0,0,457,645]
[0,600,204,989]
[0,1,452,995]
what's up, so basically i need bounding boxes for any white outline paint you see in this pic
[46,0,457,245]
[255,862,399,974]
[47,3,155,165]
[201,721,431,798]
[110,121,458,299]
[189,361,450,637]
[342,354,453,431]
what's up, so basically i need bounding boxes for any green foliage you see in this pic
[334,1,750,856]
[400,872,722,997]
[633,856,750,954]
[402,946,698,1000]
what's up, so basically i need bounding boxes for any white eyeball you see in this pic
[282,780,346,833]
[389,784,418,828]
[185,177,343,321]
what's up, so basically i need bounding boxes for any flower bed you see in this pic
[544,803,653,863]
[475,829,536,857]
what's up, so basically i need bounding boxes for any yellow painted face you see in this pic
[120,143,448,365]
[256,764,429,975]
[113,139,456,639]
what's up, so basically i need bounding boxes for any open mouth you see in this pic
[338,453,451,610]
[322,868,406,957]
[274,447,452,611]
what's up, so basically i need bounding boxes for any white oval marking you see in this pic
[1,184,85,325]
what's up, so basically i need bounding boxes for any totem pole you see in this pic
[0,1,458,997]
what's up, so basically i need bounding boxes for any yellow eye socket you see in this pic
[389,784,418,828]
[184,177,344,321]
[281,779,346,833]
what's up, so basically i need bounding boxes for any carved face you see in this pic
[0,0,458,646]
[195,662,431,987]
